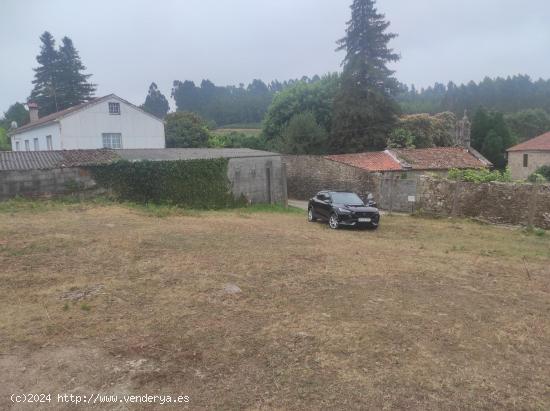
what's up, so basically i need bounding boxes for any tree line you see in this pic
[398,75,550,116]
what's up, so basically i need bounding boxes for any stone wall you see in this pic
[283,155,418,212]
[417,177,550,229]
[0,168,98,201]
[284,155,379,201]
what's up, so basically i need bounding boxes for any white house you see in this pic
[8,94,165,151]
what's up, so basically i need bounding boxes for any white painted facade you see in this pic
[10,95,165,151]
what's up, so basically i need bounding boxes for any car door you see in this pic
[315,193,331,219]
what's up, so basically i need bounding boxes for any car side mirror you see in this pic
[367,193,374,201]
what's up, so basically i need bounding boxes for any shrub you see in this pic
[447,168,512,183]
[527,173,547,184]
[89,159,243,209]
[534,165,550,180]
[165,112,211,148]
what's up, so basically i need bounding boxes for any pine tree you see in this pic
[57,36,96,109]
[29,32,60,116]
[29,32,95,117]
[141,82,170,119]
[331,0,400,153]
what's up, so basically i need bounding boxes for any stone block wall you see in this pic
[0,168,97,201]
[283,155,379,201]
[417,177,550,229]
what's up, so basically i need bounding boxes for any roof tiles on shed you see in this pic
[390,147,488,170]
[325,151,402,172]
[0,150,120,171]
[507,131,550,152]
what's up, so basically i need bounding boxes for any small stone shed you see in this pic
[0,148,287,205]
[507,131,550,180]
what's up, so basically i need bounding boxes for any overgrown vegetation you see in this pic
[90,159,242,208]
[447,167,512,183]
[527,165,550,183]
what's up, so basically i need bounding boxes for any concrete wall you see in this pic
[508,151,550,180]
[0,168,97,201]
[417,177,550,229]
[228,156,287,204]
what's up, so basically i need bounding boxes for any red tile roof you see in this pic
[326,151,402,172]
[507,131,550,152]
[391,147,488,170]
[326,147,490,172]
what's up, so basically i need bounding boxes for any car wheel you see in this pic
[308,208,317,222]
[329,213,340,229]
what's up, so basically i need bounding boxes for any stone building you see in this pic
[507,132,550,180]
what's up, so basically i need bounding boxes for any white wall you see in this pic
[59,98,165,149]
[10,123,61,151]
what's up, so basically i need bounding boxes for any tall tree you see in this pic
[29,31,60,116]
[29,32,95,117]
[331,0,400,153]
[141,82,170,119]
[56,36,96,109]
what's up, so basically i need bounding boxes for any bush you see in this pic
[278,111,328,154]
[534,165,550,180]
[527,173,547,184]
[89,159,243,209]
[208,131,268,150]
[447,168,512,183]
[165,112,211,148]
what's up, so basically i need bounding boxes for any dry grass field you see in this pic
[0,200,549,410]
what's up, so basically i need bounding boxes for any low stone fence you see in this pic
[0,167,98,201]
[417,177,550,229]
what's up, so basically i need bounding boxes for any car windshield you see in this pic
[330,192,364,205]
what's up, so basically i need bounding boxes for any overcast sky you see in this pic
[1,0,550,113]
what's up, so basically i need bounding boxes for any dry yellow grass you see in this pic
[0,202,549,410]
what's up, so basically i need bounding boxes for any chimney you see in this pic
[455,110,471,148]
[28,102,39,123]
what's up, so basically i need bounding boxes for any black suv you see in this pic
[308,191,380,230]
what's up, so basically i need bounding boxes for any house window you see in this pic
[46,135,53,150]
[15,141,20,151]
[523,154,529,168]
[33,138,39,151]
[25,140,30,151]
[102,133,122,149]
[108,102,120,115]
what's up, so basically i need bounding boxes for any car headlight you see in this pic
[337,207,351,214]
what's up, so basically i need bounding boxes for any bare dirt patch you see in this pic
[0,204,549,410]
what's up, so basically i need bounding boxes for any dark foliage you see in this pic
[89,159,242,208]
[331,0,400,153]
[165,112,211,148]
[399,75,550,118]
[471,108,516,169]
[171,76,321,126]
[141,82,170,119]
[29,32,95,116]
[1,103,29,129]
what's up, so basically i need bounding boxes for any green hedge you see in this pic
[89,159,242,209]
